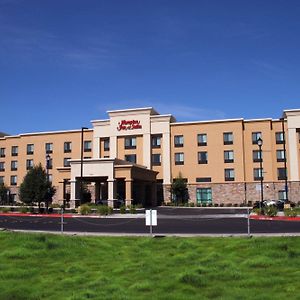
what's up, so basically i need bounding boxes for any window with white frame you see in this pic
[84,140,92,152]
[11,160,18,171]
[27,144,34,155]
[64,142,72,153]
[174,135,184,147]
[252,132,262,144]
[45,143,53,154]
[152,154,161,166]
[275,132,284,144]
[224,168,235,181]
[151,135,161,148]
[253,168,263,180]
[124,137,136,149]
[10,175,17,185]
[224,150,234,163]
[64,158,71,167]
[11,146,18,156]
[26,159,34,170]
[198,151,208,164]
[253,150,262,162]
[276,150,285,162]
[175,153,184,165]
[223,132,233,145]
[197,134,207,146]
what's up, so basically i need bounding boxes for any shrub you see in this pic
[128,205,136,214]
[20,206,29,213]
[79,204,91,215]
[233,203,238,207]
[214,203,219,207]
[0,207,10,213]
[189,202,195,207]
[252,208,261,215]
[220,203,224,207]
[264,206,277,217]
[226,203,233,207]
[120,205,126,214]
[97,205,113,216]
[284,208,297,217]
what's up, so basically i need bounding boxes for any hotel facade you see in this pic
[1,107,300,207]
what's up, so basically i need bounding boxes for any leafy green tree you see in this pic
[0,183,9,205]
[19,164,56,211]
[170,173,189,205]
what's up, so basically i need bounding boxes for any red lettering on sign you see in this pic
[117,120,142,131]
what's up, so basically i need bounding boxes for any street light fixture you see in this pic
[46,154,51,213]
[80,127,88,206]
[257,137,263,213]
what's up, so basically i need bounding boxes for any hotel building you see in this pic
[0,107,300,207]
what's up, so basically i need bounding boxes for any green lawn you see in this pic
[0,232,299,299]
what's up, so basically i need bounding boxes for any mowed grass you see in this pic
[0,233,300,300]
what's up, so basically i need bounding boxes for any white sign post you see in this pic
[146,209,157,236]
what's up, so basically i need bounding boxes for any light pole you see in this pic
[80,127,88,206]
[280,117,288,203]
[257,137,264,213]
[46,154,51,213]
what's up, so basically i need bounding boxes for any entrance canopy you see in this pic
[70,158,158,207]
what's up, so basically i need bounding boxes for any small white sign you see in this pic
[146,209,157,226]
[256,184,261,191]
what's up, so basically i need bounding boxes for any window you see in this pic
[198,151,208,164]
[0,148,5,158]
[174,135,184,147]
[125,137,136,149]
[64,158,71,167]
[225,169,235,181]
[104,138,110,151]
[196,188,212,204]
[84,140,92,152]
[64,142,72,153]
[10,175,17,186]
[223,132,233,145]
[196,177,211,182]
[224,150,234,163]
[27,144,34,155]
[254,168,263,181]
[11,146,18,156]
[252,132,262,144]
[26,159,33,170]
[152,154,161,166]
[278,190,287,201]
[197,134,207,146]
[151,135,161,148]
[276,150,285,162]
[0,176,4,184]
[175,153,184,165]
[253,150,262,162]
[275,132,284,144]
[11,160,18,171]
[84,156,92,159]
[45,143,53,154]
[277,168,287,180]
[0,162,4,171]
[125,154,136,163]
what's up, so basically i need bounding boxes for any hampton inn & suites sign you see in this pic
[117,120,142,131]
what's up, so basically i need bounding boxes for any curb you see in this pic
[250,215,300,221]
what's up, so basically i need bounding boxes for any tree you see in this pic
[170,173,189,205]
[0,183,9,205]
[19,164,56,211]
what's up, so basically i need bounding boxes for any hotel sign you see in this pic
[117,120,142,131]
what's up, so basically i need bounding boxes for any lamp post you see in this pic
[280,118,289,203]
[257,137,264,213]
[80,127,88,206]
[46,154,51,213]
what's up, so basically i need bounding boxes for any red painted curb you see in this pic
[0,213,74,218]
[250,215,300,221]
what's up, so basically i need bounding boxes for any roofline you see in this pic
[0,128,93,139]
[171,118,244,126]
[107,107,159,115]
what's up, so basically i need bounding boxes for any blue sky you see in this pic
[1,0,300,135]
